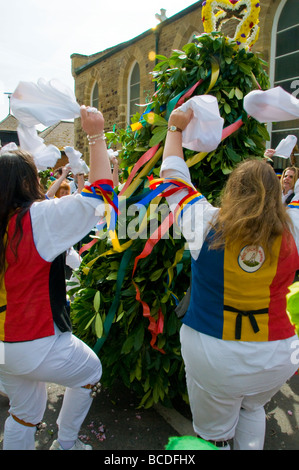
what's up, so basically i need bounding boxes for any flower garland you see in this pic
[202,0,260,49]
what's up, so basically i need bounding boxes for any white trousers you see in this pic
[0,331,102,450]
[180,324,298,450]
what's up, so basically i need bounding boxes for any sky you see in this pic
[0,0,198,122]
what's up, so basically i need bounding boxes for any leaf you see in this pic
[234,87,243,100]
[93,291,101,312]
[224,103,231,114]
[257,123,270,141]
[95,313,103,338]
[149,127,167,147]
[134,325,145,351]
[115,311,125,322]
[84,314,96,330]
[106,272,118,281]
[239,62,252,75]
[150,268,164,281]
[243,136,257,148]
[121,335,135,354]
[226,146,241,163]
[143,112,168,127]
[228,88,235,99]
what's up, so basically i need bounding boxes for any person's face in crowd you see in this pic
[282,169,296,193]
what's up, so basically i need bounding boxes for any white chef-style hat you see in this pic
[243,87,299,123]
[179,95,224,152]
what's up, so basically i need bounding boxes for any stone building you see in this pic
[0,115,19,147]
[71,0,298,168]
[39,121,75,169]
[0,117,74,170]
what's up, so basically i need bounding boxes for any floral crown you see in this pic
[202,0,260,49]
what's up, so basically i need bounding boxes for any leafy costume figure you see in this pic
[70,4,271,408]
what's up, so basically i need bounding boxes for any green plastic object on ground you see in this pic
[166,436,218,450]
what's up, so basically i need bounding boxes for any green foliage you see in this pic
[70,33,270,408]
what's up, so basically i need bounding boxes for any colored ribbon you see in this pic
[119,145,160,196]
[186,116,244,167]
[93,247,133,354]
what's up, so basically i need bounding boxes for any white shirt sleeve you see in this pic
[30,193,105,262]
[287,206,299,255]
[160,156,219,260]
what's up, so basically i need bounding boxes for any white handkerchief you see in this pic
[64,146,89,175]
[11,78,81,127]
[243,87,299,123]
[17,124,61,171]
[179,95,224,152]
[0,142,18,155]
[274,135,297,158]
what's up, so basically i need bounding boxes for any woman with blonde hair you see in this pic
[280,166,299,204]
[159,107,299,450]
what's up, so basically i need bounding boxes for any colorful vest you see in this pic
[0,210,71,342]
[183,230,299,341]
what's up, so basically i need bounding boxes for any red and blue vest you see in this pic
[0,210,71,342]
[183,230,299,341]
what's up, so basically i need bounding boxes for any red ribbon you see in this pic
[221,117,243,140]
[131,212,174,353]
[133,280,165,353]
[175,80,203,108]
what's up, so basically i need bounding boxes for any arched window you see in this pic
[91,82,99,110]
[128,62,140,124]
[270,0,299,168]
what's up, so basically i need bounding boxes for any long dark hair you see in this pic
[0,150,45,274]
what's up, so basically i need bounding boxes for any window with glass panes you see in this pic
[91,82,99,110]
[272,0,299,168]
[128,62,140,123]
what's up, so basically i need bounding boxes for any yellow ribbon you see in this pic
[167,245,185,287]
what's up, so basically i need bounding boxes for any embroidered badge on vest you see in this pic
[238,245,265,273]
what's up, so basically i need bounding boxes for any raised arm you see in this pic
[46,166,70,198]
[80,106,112,183]
[163,108,193,161]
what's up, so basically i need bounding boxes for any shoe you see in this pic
[50,439,92,450]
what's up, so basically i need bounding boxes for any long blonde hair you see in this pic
[210,159,292,254]
[280,166,299,193]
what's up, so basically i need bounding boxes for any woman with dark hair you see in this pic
[0,105,112,450]
[159,107,299,450]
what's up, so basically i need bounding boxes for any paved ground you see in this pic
[0,373,299,451]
